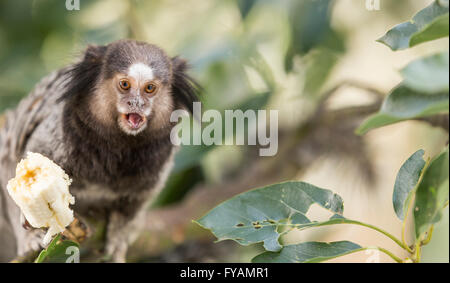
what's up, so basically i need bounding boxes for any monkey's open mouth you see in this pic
[123,113,146,129]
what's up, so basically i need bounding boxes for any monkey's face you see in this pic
[92,41,176,136]
[110,63,173,136]
[64,40,197,138]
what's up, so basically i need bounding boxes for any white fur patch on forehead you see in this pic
[127,63,154,81]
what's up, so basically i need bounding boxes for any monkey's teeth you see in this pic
[7,152,75,246]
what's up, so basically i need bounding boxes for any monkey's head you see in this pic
[62,39,199,137]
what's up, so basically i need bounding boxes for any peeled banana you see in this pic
[7,152,75,245]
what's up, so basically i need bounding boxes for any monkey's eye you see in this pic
[145,83,157,94]
[119,79,131,90]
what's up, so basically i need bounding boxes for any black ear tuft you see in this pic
[59,45,107,102]
[171,57,201,114]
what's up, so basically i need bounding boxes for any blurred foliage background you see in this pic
[0,0,448,262]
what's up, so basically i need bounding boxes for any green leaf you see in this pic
[414,147,449,240]
[286,0,334,60]
[252,241,362,263]
[284,0,345,71]
[377,1,449,51]
[409,13,449,47]
[393,150,426,220]
[378,22,418,51]
[151,166,203,207]
[401,52,449,94]
[303,47,340,98]
[35,234,80,263]
[35,234,61,263]
[195,181,344,252]
[172,144,214,173]
[356,85,449,135]
[236,0,256,19]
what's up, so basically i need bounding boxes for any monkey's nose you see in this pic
[126,97,145,108]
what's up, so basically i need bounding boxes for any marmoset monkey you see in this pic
[0,39,199,262]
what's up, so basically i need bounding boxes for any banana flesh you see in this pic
[7,152,75,245]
